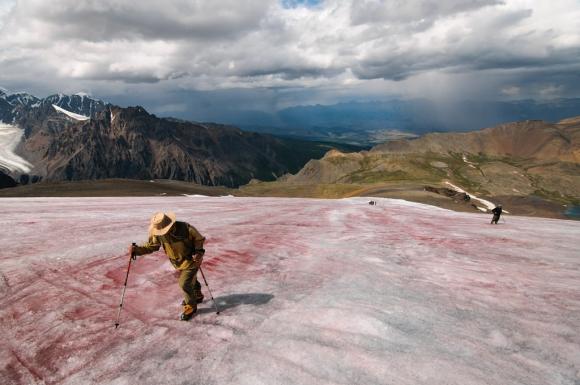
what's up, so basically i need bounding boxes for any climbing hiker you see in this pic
[491,205,502,224]
[129,212,206,320]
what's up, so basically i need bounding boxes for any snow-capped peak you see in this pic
[46,93,104,105]
[9,92,37,104]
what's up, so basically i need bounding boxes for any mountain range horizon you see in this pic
[2,87,580,144]
[1,86,578,220]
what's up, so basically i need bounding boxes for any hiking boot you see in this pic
[180,304,196,321]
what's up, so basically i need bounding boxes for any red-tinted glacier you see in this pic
[0,196,579,385]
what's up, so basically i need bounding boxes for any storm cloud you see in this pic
[0,0,579,114]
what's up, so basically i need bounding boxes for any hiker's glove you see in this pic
[193,255,204,269]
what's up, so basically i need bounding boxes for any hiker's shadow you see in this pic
[198,293,274,315]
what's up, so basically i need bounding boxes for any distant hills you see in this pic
[286,117,579,194]
[243,117,579,217]
[237,99,580,145]
[373,118,580,162]
[0,90,355,187]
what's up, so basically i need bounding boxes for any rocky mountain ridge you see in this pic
[372,119,580,163]
[1,90,107,123]
[0,90,336,187]
[278,117,580,211]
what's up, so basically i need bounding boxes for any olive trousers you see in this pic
[178,268,202,307]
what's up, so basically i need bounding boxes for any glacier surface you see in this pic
[0,123,32,173]
[0,196,579,385]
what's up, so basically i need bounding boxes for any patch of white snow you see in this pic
[52,104,90,121]
[445,181,496,211]
[462,154,477,169]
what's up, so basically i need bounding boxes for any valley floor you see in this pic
[0,196,579,384]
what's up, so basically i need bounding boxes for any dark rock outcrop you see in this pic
[424,186,470,201]
[0,170,17,188]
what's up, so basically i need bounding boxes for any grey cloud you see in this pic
[354,47,580,82]
[238,67,335,80]
[0,0,579,107]
[232,56,343,80]
[3,0,271,42]
[351,7,577,82]
[350,0,503,27]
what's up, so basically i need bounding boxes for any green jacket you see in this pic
[135,221,205,270]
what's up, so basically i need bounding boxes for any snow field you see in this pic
[0,196,579,385]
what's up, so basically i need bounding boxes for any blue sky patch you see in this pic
[281,0,322,9]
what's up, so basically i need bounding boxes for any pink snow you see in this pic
[0,196,579,385]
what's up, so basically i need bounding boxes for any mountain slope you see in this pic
[18,105,319,186]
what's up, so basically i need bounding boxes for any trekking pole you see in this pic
[114,243,137,329]
[199,267,220,314]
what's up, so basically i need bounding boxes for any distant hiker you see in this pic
[130,212,206,320]
[491,205,502,224]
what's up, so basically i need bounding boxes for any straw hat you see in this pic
[149,211,176,236]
